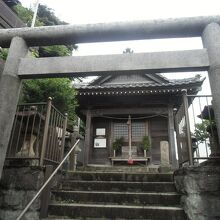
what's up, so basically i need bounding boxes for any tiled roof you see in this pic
[88,73,169,86]
[75,76,204,90]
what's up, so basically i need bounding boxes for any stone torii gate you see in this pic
[0,16,220,177]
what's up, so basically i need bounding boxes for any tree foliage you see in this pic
[37,4,67,26]
[194,120,210,144]
[123,48,134,54]
[112,137,124,150]
[140,135,151,151]
[11,3,77,57]
[36,5,77,57]
[13,3,44,27]
[0,48,8,60]
[3,0,20,7]
[22,78,77,123]
[38,45,72,57]
[1,3,77,58]
[0,2,79,126]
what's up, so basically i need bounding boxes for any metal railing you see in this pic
[175,93,220,166]
[175,99,189,165]
[175,91,193,165]
[6,97,67,166]
[187,95,218,163]
[43,103,67,165]
[16,138,80,220]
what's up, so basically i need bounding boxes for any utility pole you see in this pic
[31,0,40,27]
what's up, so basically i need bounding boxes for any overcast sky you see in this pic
[20,0,220,24]
[19,0,220,93]
[19,0,220,55]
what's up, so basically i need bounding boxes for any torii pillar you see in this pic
[0,37,28,178]
[202,23,220,156]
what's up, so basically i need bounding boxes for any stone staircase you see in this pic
[46,168,186,220]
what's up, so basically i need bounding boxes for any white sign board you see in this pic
[94,138,106,148]
[96,128,106,136]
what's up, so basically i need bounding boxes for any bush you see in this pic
[112,137,124,150]
[140,135,151,151]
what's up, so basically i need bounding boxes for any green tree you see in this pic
[123,48,134,54]
[22,78,77,123]
[0,48,8,60]
[36,4,77,57]
[38,45,73,57]
[3,0,20,7]
[11,3,77,57]
[37,4,66,26]
[1,3,78,58]
[0,2,79,126]
[194,120,210,144]
[140,135,151,151]
[13,3,44,27]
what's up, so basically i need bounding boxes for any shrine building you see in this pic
[76,73,204,167]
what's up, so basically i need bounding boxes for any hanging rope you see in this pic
[99,114,168,120]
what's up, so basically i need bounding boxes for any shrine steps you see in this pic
[77,164,170,173]
[51,190,180,206]
[60,180,176,192]
[64,171,173,181]
[48,204,184,220]
[46,171,186,220]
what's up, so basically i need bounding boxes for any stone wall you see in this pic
[0,166,44,220]
[174,165,220,220]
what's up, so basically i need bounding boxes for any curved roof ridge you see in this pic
[89,73,169,86]
[169,75,205,83]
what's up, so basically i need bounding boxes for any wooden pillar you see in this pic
[127,115,132,158]
[69,133,77,170]
[108,120,113,157]
[40,97,52,166]
[168,104,178,168]
[69,128,81,171]
[60,113,68,162]
[40,165,53,218]
[183,91,193,165]
[0,37,28,178]
[84,109,92,166]
[174,117,182,166]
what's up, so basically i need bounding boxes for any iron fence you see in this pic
[175,93,219,166]
[6,98,67,165]
[187,95,218,163]
[175,100,189,165]
[43,104,67,165]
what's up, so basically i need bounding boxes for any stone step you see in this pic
[65,171,173,182]
[51,190,181,206]
[77,165,161,173]
[61,180,176,192]
[45,217,152,220]
[48,203,186,220]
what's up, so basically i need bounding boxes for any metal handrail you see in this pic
[17,102,47,106]
[16,138,80,220]
[186,95,212,98]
